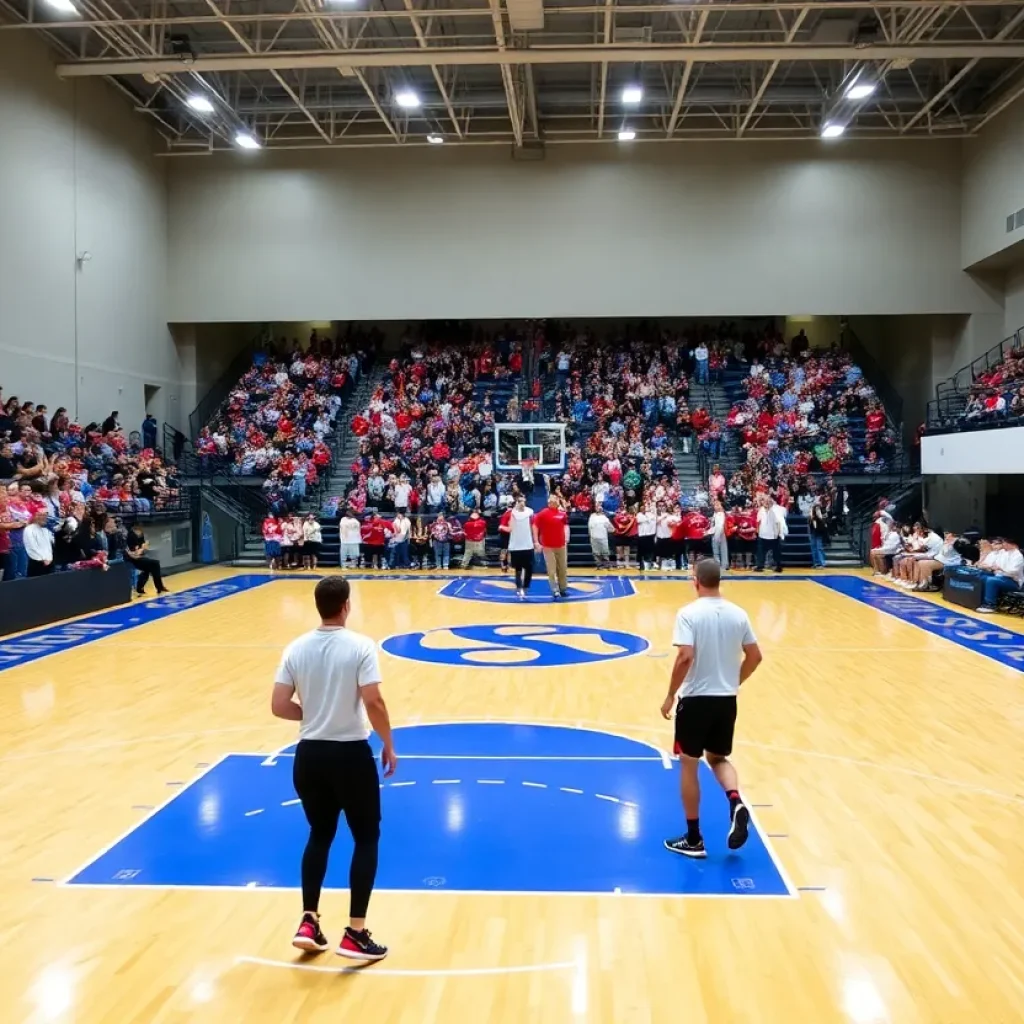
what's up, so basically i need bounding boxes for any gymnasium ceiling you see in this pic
[5,0,1024,152]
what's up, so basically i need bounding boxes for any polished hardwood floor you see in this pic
[0,566,1021,1023]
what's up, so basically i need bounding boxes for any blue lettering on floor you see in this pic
[380,623,650,668]
[66,722,792,898]
[439,576,636,604]
[814,576,1024,670]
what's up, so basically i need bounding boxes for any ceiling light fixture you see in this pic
[395,90,421,109]
[846,82,876,100]
[426,133,444,144]
[618,129,637,142]
[621,85,643,105]
[186,94,215,114]
[44,0,79,13]
[234,132,261,150]
[821,122,846,139]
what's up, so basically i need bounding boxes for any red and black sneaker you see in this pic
[337,927,389,962]
[292,912,330,953]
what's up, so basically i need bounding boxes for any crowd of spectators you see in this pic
[867,507,1022,613]
[960,344,1024,426]
[325,334,526,521]
[0,391,175,588]
[195,330,378,486]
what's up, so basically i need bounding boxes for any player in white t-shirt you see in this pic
[506,494,535,598]
[272,577,397,961]
[660,558,763,859]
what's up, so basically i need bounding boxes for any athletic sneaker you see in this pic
[292,913,329,953]
[663,835,707,859]
[337,927,388,961]
[727,803,750,850]
[976,606,995,614]
[559,590,569,598]
[516,588,525,600]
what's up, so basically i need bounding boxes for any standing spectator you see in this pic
[708,464,726,501]
[808,503,829,569]
[101,410,120,435]
[338,510,362,569]
[263,513,283,571]
[142,413,159,450]
[588,506,613,569]
[694,341,709,384]
[410,517,431,569]
[636,501,657,571]
[460,509,488,569]
[708,499,728,570]
[430,513,453,570]
[532,494,570,599]
[302,514,322,570]
[4,483,30,579]
[125,524,168,595]
[497,505,513,573]
[361,512,390,570]
[24,508,54,576]
[755,494,787,573]
[612,505,637,570]
[388,511,411,569]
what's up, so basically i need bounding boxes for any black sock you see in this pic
[686,818,701,843]
[726,789,741,812]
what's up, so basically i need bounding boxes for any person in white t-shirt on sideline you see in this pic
[661,558,763,858]
[588,507,613,569]
[302,513,323,570]
[338,510,363,569]
[894,524,941,588]
[273,577,396,961]
[707,499,728,570]
[635,501,657,572]
[977,536,1024,613]
[506,494,535,599]
[392,475,412,516]
[754,495,787,573]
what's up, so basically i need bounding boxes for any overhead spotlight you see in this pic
[395,90,421,109]
[618,128,637,141]
[821,122,845,139]
[234,131,261,150]
[621,85,643,105]
[169,34,196,65]
[426,133,444,144]
[44,0,79,13]
[186,94,215,114]
[846,82,876,100]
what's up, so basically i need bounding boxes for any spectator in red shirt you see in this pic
[497,505,513,572]
[361,513,390,569]
[461,510,488,569]
[532,495,570,599]
[612,506,637,569]
[679,509,710,567]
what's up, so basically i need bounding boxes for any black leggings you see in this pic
[128,554,164,592]
[510,548,534,590]
[637,534,655,568]
[293,738,381,918]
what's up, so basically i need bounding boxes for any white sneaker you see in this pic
[976,606,995,614]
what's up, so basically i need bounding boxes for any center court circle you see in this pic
[379,623,650,668]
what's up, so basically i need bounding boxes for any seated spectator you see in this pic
[125,524,168,595]
[976,537,1024,613]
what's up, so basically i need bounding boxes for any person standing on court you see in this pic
[532,493,570,599]
[660,558,763,858]
[754,494,787,573]
[507,494,535,598]
[272,576,397,961]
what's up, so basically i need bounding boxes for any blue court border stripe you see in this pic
[813,576,1024,672]
[1,572,1020,674]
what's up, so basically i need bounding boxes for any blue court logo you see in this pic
[439,576,635,604]
[380,623,650,667]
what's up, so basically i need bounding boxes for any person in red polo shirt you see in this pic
[361,512,390,570]
[532,494,570,599]
[735,505,758,570]
[679,508,710,568]
[460,510,488,569]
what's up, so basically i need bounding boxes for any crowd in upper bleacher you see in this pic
[961,344,1024,425]
[0,391,177,586]
[195,329,378,487]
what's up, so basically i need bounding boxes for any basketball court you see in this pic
[1,567,1021,1022]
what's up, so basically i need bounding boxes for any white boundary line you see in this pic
[57,755,229,886]
[234,954,578,977]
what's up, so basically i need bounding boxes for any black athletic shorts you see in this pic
[673,696,738,758]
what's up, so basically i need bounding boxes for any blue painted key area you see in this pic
[67,723,792,898]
